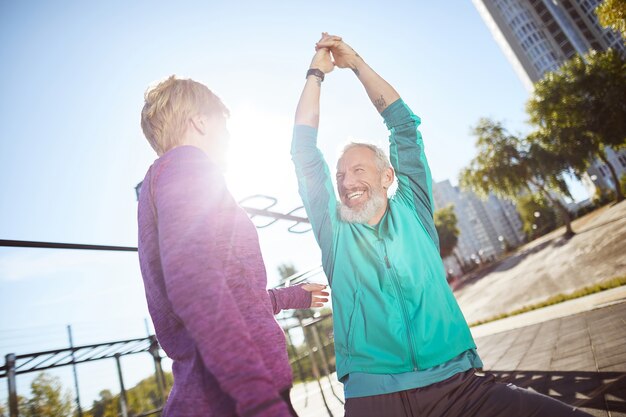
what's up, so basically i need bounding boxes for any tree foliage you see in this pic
[516,194,559,239]
[23,373,73,417]
[434,205,460,259]
[84,373,173,417]
[459,118,575,237]
[527,49,626,202]
[596,0,626,39]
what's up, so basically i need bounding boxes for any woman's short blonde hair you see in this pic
[140,75,229,155]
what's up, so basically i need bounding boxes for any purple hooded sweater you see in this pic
[137,145,311,417]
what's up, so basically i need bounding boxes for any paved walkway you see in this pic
[475,301,626,417]
[291,301,626,417]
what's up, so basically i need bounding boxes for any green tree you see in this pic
[459,119,575,238]
[84,372,173,417]
[85,390,116,417]
[596,0,626,39]
[516,194,559,239]
[23,373,73,417]
[527,49,626,202]
[434,205,460,259]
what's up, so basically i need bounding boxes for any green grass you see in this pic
[469,276,626,327]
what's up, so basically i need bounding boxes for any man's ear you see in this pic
[189,114,208,136]
[382,167,394,189]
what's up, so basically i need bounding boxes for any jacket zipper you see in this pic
[382,242,419,371]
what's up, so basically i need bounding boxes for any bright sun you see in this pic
[224,103,297,203]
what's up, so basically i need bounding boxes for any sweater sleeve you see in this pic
[153,149,291,417]
[268,284,312,314]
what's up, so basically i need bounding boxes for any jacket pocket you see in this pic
[346,286,362,358]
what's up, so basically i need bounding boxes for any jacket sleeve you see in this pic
[153,151,291,417]
[291,125,338,278]
[382,98,439,249]
[268,284,312,314]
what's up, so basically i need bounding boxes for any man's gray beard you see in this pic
[339,192,387,224]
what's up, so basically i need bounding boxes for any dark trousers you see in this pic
[344,370,592,417]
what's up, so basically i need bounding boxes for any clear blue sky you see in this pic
[0,0,588,408]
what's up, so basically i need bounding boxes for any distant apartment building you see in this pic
[472,0,626,198]
[580,148,626,198]
[472,0,625,89]
[432,180,525,276]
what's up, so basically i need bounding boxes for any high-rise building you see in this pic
[472,0,626,198]
[432,180,526,276]
[472,0,625,90]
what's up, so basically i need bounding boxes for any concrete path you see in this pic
[455,201,626,323]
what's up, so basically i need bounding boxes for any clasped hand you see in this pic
[309,32,361,75]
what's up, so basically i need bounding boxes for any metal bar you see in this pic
[149,336,167,407]
[241,207,310,224]
[14,336,152,359]
[13,336,151,359]
[6,354,18,417]
[67,325,83,417]
[285,328,309,406]
[75,343,121,362]
[72,345,101,362]
[0,239,137,252]
[135,408,164,417]
[11,349,151,376]
[296,313,334,417]
[310,322,343,404]
[115,354,129,417]
[22,352,64,373]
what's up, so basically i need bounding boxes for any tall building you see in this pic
[472,0,625,90]
[473,0,626,197]
[432,180,526,276]
[581,148,626,197]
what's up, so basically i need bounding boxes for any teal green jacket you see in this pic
[291,99,477,381]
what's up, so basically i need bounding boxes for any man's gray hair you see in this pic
[339,142,391,173]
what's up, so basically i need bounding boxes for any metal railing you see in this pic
[1,336,167,417]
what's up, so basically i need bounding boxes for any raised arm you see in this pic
[294,36,335,127]
[317,35,439,247]
[292,37,341,277]
[316,34,400,113]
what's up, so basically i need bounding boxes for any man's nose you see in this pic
[342,173,356,189]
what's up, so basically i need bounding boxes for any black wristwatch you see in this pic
[306,68,325,82]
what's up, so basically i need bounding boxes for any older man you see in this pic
[291,34,591,417]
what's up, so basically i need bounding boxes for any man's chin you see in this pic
[339,192,386,224]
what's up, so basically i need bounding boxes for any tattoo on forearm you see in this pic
[373,95,387,111]
[315,77,322,87]
[351,67,360,77]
